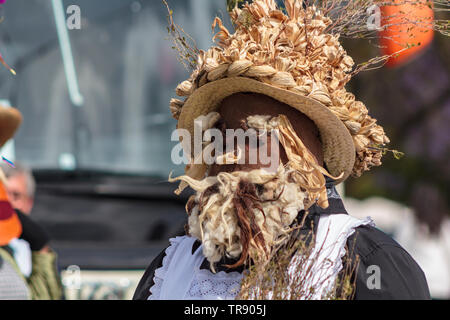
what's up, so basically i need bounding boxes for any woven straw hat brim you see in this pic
[0,107,22,148]
[178,77,355,184]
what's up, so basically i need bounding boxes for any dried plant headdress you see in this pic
[165,0,448,181]
[163,0,448,299]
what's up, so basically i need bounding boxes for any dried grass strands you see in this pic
[162,0,199,70]
[238,225,359,300]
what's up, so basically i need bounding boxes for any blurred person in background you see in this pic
[0,105,62,299]
[1,161,35,216]
[1,143,38,278]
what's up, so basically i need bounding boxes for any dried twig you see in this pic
[238,219,359,300]
[163,0,200,70]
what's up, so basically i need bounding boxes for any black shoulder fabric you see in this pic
[15,210,50,251]
[132,248,167,300]
[346,225,431,300]
[192,239,201,254]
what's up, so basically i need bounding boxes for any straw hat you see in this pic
[170,0,390,183]
[0,105,22,245]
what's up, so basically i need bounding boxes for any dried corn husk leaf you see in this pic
[270,72,297,88]
[308,89,332,106]
[227,60,253,77]
[169,98,184,119]
[207,64,230,81]
[170,164,212,195]
[329,106,350,121]
[245,65,278,78]
[176,80,193,96]
[344,120,361,135]
[204,58,219,72]
[292,85,311,95]
[353,135,370,152]
[275,57,294,72]
[308,83,332,106]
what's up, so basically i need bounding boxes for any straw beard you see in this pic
[170,114,339,271]
[183,164,309,270]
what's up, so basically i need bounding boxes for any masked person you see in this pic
[0,106,62,300]
[134,0,430,300]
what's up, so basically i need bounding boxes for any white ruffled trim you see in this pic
[148,235,243,300]
[187,268,243,299]
[148,236,188,300]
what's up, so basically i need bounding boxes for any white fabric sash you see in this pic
[288,214,374,299]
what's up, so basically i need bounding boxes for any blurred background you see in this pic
[0,0,448,299]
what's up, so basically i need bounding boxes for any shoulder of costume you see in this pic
[346,224,405,260]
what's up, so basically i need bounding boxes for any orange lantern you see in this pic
[379,0,434,67]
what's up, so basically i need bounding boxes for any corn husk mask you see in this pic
[170,113,340,269]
